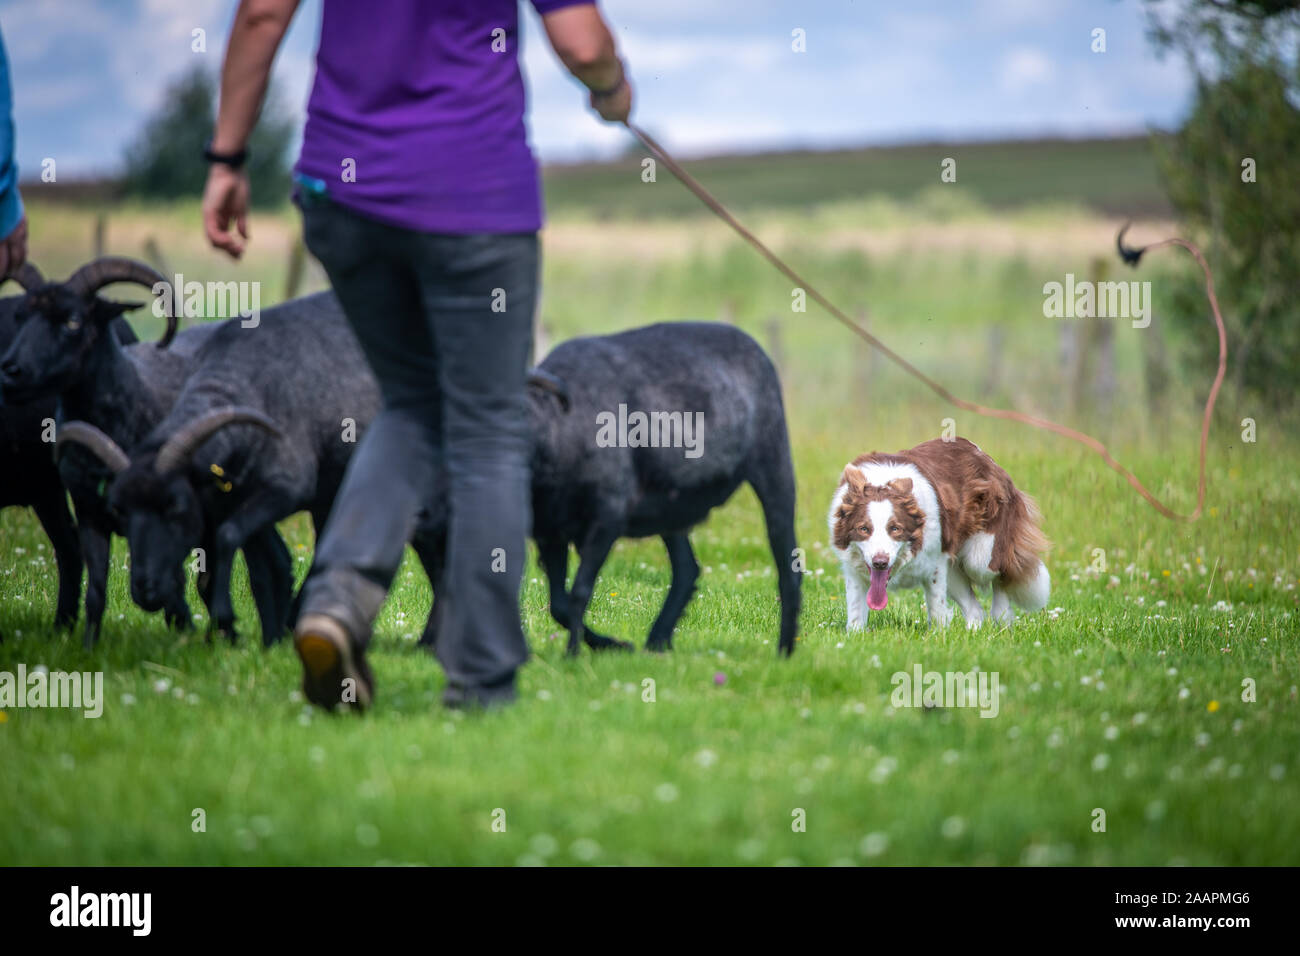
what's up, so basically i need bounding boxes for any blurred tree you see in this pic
[1144,0,1300,409]
[122,65,294,208]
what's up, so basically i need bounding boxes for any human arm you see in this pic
[539,3,632,123]
[202,0,301,258]
[0,25,27,279]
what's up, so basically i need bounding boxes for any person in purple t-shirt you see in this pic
[201,0,631,711]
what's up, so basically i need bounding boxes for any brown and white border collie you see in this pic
[827,438,1050,628]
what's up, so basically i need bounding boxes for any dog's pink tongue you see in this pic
[867,567,890,610]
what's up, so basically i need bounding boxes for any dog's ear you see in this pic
[887,477,913,496]
[841,465,866,494]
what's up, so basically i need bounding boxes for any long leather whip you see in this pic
[624,121,1228,522]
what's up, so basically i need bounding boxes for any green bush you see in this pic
[1145,0,1300,408]
[121,65,294,209]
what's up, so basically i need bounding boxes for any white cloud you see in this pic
[982,0,1065,25]
[5,0,1194,178]
[619,35,785,74]
[999,46,1055,92]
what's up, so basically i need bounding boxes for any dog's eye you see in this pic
[859,524,869,534]
[64,318,82,331]
[888,523,899,534]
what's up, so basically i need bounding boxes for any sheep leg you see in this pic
[196,536,215,613]
[746,461,802,657]
[565,529,630,656]
[207,493,295,644]
[538,537,572,629]
[74,507,112,649]
[33,492,82,631]
[645,533,699,652]
[184,530,222,636]
[541,536,631,653]
[241,525,294,647]
[281,505,332,634]
[411,529,445,649]
[161,546,194,631]
[162,595,193,631]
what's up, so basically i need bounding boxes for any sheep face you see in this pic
[0,291,139,404]
[108,463,204,614]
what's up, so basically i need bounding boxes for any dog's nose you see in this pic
[871,553,890,570]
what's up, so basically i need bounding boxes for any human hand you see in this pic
[0,215,28,280]
[590,73,632,124]
[202,163,251,259]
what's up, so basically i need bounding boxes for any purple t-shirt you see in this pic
[296,0,592,235]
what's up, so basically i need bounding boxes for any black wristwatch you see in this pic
[203,139,249,169]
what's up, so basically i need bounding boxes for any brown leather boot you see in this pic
[294,612,373,712]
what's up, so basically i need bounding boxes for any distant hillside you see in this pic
[21,135,1173,221]
[542,134,1172,220]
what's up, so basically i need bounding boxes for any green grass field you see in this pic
[2,136,1297,865]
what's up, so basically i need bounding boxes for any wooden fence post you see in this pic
[142,236,171,280]
[766,315,785,376]
[1058,319,1079,414]
[853,307,879,403]
[984,325,1005,396]
[284,237,306,301]
[1091,317,1115,419]
[533,319,552,365]
[1142,319,1170,418]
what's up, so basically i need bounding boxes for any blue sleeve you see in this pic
[0,25,24,239]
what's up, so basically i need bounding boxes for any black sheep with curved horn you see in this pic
[0,263,120,634]
[91,292,439,646]
[62,407,284,639]
[61,256,181,347]
[0,256,293,647]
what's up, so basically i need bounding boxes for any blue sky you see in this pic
[0,0,1192,179]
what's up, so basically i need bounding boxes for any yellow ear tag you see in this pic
[209,463,232,492]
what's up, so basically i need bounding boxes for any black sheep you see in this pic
[0,258,291,646]
[59,292,442,644]
[0,264,102,632]
[420,321,801,656]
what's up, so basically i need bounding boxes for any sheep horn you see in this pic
[526,368,570,412]
[9,262,45,292]
[55,421,130,474]
[154,407,282,475]
[63,256,178,348]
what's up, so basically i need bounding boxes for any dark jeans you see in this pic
[298,197,536,690]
